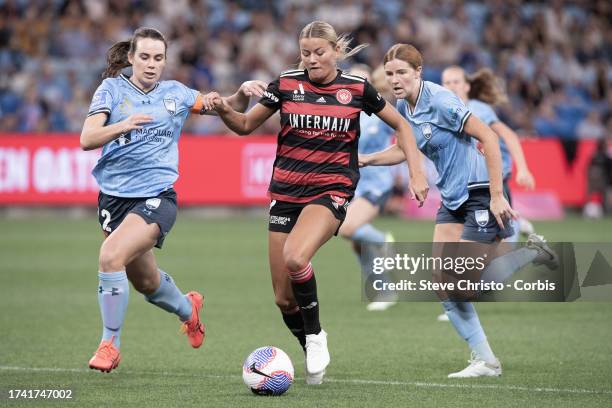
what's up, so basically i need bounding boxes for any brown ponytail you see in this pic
[467,68,508,106]
[102,27,168,78]
[103,41,131,78]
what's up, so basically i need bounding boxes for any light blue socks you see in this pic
[352,224,385,244]
[352,223,386,278]
[442,300,496,364]
[98,270,129,349]
[480,246,539,284]
[144,270,192,321]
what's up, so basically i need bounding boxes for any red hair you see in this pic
[383,44,423,69]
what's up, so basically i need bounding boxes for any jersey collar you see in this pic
[305,69,341,87]
[120,74,160,95]
[408,80,424,116]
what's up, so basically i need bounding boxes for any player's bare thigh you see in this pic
[283,204,340,272]
[431,223,463,298]
[99,217,161,294]
[98,213,159,272]
[338,196,379,239]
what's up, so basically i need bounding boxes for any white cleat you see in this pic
[448,353,502,378]
[366,301,397,312]
[518,218,535,238]
[305,329,330,384]
[303,352,325,385]
[305,369,325,385]
[527,233,559,270]
[437,312,450,322]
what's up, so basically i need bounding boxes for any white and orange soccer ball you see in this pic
[242,346,294,396]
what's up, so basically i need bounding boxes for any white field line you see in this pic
[1,365,611,396]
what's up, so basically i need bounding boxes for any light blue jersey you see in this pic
[396,81,489,210]
[467,99,512,178]
[356,112,394,197]
[87,74,199,197]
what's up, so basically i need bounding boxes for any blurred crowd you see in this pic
[0,0,610,139]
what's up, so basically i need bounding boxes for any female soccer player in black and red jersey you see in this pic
[208,21,428,385]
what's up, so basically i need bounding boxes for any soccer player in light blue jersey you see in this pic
[442,66,536,242]
[81,27,266,372]
[431,66,540,324]
[361,44,558,378]
[338,64,397,312]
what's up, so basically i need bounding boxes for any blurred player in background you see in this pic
[338,64,398,312]
[442,66,536,241]
[208,21,428,384]
[361,43,558,378]
[81,27,265,373]
[436,65,539,322]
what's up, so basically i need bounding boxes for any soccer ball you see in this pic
[242,346,294,396]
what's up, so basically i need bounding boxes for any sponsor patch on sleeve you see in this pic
[90,90,111,111]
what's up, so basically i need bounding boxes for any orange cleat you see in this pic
[180,291,205,348]
[88,337,121,373]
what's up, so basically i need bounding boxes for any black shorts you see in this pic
[268,194,350,234]
[97,189,178,249]
[436,188,514,243]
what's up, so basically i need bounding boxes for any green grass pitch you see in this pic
[1,214,611,407]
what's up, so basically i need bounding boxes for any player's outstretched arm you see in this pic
[465,115,517,228]
[206,93,275,135]
[192,81,267,116]
[225,80,268,113]
[490,121,535,190]
[80,112,152,151]
[375,101,429,206]
[359,144,406,167]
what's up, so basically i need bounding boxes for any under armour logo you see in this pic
[98,286,120,296]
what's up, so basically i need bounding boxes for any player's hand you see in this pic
[490,194,518,229]
[239,80,268,97]
[120,114,152,133]
[202,91,222,112]
[515,168,535,190]
[358,154,371,167]
[409,172,429,208]
[211,95,232,115]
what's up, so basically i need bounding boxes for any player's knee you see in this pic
[98,245,127,272]
[283,250,309,273]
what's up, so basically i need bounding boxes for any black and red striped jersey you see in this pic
[258,69,386,203]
